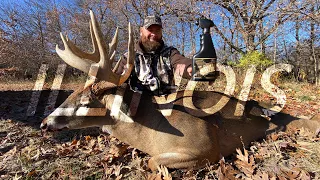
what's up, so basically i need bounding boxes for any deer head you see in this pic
[40,10,134,131]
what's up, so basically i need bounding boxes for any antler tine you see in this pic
[62,21,100,63]
[118,22,134,84]
[112,56,123,73]
[109,27,119,62]
[88,20,100,62]
[56,33,94,73]
[89,10,116,81]
[110,50,116,66]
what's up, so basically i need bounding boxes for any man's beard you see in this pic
[141,36,162,52]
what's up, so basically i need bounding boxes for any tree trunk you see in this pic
[247,33,255,52]
[283,40,289,62]
[190,22,196,55]
[295,18,301,81]
[310,5,319,85]
[181,23,185,55]
[273,28,278,63]
[259,21,265,54]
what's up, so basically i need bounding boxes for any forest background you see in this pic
[0,0,319,84]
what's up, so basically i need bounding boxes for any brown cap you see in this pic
[143,15,162,29]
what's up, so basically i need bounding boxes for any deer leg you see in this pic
[148,152,205,171]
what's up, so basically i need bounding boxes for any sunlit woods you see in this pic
[0,0,319,84]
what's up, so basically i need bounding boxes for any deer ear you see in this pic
[91,81,118,96]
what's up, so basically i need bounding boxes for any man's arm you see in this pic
[170,48,193,78]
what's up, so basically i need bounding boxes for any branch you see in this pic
[261,0,276,15]
[211,21,245,54]
[216,4,245,34]
[253,13,295,49]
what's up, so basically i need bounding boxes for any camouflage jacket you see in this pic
[125,40,192,96]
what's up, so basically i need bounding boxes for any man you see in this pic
[117,15,192,96]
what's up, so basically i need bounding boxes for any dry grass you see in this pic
[1,118,319,179]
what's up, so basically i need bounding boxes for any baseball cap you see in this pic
[143,15,162,29]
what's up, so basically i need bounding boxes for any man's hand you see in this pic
[175,64,193,78]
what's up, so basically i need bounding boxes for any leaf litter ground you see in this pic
[0,80,319,179]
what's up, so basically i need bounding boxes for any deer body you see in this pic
[42,77,319,170]
[42,84,273,170]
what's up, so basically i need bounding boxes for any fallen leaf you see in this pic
[216,157,238,180]
[235,148,256,177]
[71,139,78,146]
[236,148,249,162]
[27,170,36,177]
[115,174,123,180]
[148,173,162,180]
[299,170,311,179]
[157,165,172,180]
[98,135,105,144]
[281,169,300,179]
[108,144,128,158]
[85,135,91,141]
[270,133,279,141]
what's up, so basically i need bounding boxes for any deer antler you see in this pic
[56,10,134,85]
[62,21,100,63]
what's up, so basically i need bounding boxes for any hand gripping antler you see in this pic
[56,10,134,85]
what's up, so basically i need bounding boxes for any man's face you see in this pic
[140,25,163,52]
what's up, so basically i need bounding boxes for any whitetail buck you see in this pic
[41,11,320,170]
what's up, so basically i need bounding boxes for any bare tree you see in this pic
[310,2,319,85]
[287,0,320,83]
[207,0,298,53]
[1,0,319,83]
